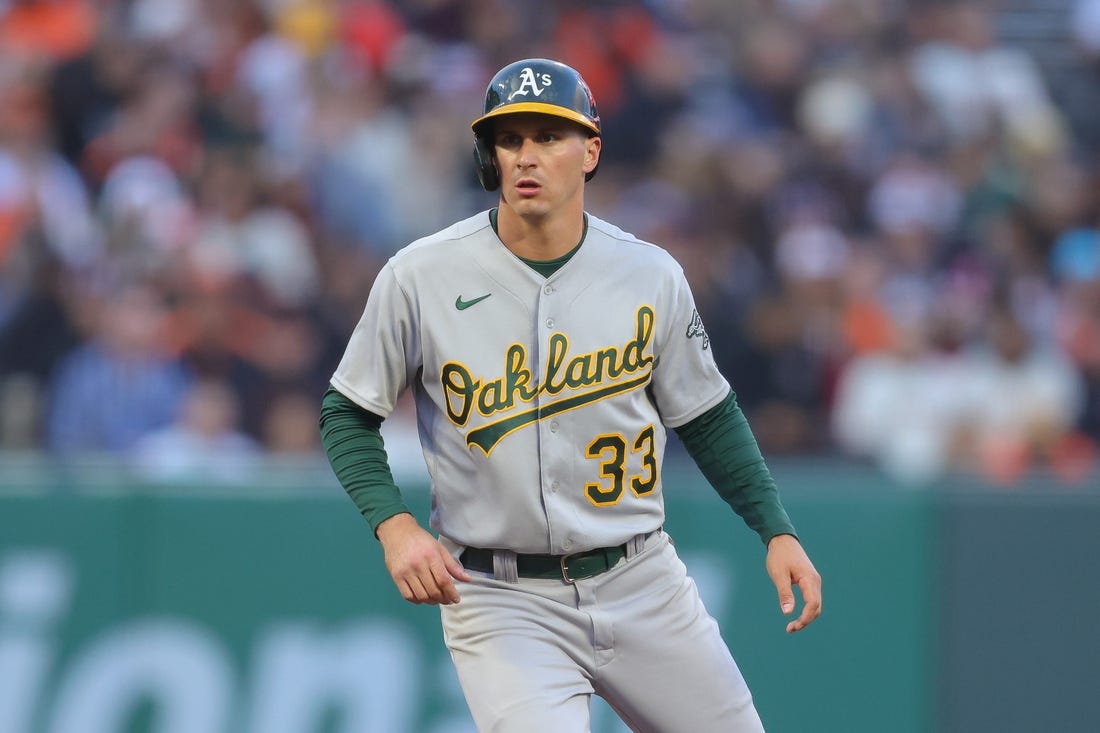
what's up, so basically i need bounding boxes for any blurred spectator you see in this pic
[131,376,262,484]
[260,389,323,456]
[909,1,1066,158]
[0,251,79,448]
[1058,0,1100,161]
[98,154,195,259]
[80,59,202,189]
[831,313,972,485]
[730,14,809,135]
[1053,223,1100,445]
[868,153,962,242]
[187,147,320,308]
[834,299,1094,485]
[1073,0,1100,51]
[734,210,851,454]
[0,0,96,63]
[958,306,1090,484]
[305,65,472,256]
[0,63,102,271]
[46,282,191,455]
[47,19,143,166]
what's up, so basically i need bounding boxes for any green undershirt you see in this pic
[318,388,409,532]
[674,390,796,543]
[319,387,797,545]
[491,207,586,278]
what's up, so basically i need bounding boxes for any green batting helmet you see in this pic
[471,58,601,191]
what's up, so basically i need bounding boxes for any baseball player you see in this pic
[320,58,821,732]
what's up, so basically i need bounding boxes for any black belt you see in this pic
[460,531,656,583]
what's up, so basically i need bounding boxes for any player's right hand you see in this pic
[376,512,472,605]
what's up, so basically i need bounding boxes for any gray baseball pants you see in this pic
[440,531,765,733]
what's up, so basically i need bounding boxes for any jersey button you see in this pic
[549,421,559,433]
[562,539,573,551]
[544,285,554,295]
[546,318,555,328]
[550,481,560,493]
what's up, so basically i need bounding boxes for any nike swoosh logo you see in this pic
[455,293,492,310]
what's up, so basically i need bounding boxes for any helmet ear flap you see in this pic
[473,135,499,192]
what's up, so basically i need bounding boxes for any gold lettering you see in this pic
[595,347,623,379]
[543,333,570,394]
[440,307,657,432]
[505,344,538,403]
[565,353,596,388]
[622,307,655,371]
[441,363,478,425]
[478,378,506,415]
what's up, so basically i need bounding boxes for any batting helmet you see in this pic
[471,58,601,191]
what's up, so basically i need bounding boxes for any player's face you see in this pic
[492,113,600,220]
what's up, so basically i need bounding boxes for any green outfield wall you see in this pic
[0,459,1095,733]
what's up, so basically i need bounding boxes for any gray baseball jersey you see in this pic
[331,210,730,554]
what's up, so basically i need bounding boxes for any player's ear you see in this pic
[583,136,601,178]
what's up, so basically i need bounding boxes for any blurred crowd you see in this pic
[0,0,1098,487]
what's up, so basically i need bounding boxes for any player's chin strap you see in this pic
[492,550,519,583]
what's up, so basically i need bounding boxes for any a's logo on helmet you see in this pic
[507,67,552,101]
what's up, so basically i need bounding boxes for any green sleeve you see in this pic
[674,390,798,545]
[318,386,411,535]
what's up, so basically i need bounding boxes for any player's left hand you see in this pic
[765,534,822,634]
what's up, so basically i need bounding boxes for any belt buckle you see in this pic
[559,554,578,584]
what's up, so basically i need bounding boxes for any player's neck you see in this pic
[496,202,585,261]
